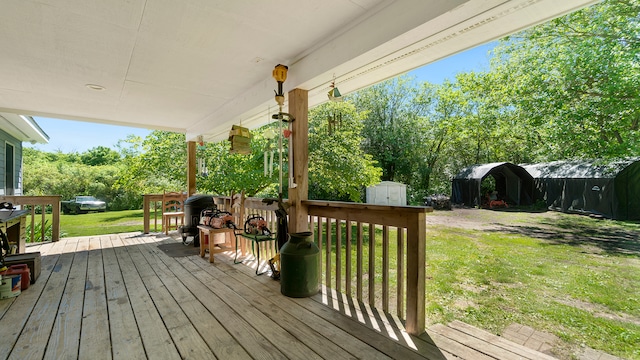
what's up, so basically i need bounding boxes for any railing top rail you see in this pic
[304,200,432,228]
[0,195,62,205]
[304,200,432,214]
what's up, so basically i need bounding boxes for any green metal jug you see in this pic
[280,231,319,297]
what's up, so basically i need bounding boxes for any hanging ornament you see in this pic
[327,76,343,102]
[198,158,208,177]
[263,106,278,177]
[269,149,274,177]
[263,127,277,140]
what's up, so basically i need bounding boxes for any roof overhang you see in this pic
[0,112,50,144]
[0,0,599,143]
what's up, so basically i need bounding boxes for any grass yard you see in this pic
[421,209,639,359]
[27,209,161,239]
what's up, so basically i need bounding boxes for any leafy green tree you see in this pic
[412,80,467,195]
[308,101,382,201]
[353,76,422,183]
[197,129,279,197]
[23,147,140,210]
[491,0,640,160]
[116,131,187,194]
[351,76,439,202]
[81,146,121,166]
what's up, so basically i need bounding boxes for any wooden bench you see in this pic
[197,225,235,263]
[234,233,276,275]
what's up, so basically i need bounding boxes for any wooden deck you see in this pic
[0,233,558,360]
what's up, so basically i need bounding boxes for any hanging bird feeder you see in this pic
[228,125,252,154]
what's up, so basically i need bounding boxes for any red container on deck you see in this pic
[1,264,30,290]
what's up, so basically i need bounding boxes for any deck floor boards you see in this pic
[0,233,559,360]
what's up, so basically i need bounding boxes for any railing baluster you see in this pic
[356,222,363,301]
[325,217,332,288]
[397,227,405,319]
[336,218,342,293]
[316,216,322,284]
[368,223,375,307]
[315,216,322,284]
[40,207,46,242]
[345,220,352,296]
[29,206,36,243]
[382,225,389,312]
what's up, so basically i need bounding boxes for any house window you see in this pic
[5,142,14,195]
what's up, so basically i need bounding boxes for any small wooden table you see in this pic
[197,225,235,263]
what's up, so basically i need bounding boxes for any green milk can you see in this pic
[280,231,319,297]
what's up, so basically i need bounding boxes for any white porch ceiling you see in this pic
[0,0,598,143]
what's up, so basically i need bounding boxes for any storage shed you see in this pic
[523,158,640,220]
[366,181,407,206]
[451,162,534,207]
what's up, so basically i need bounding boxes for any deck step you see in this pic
[428,321,559,360]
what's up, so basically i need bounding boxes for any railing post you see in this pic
[288,88,309,233]
[405,211,426,335]
[187,141,197,196]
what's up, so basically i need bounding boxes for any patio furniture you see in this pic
[234,214,276,275]
[162,191,186,235]
[197,225,235,263]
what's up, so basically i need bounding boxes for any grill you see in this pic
[179,194,215,246]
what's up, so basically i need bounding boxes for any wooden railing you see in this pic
[145,194,430,334]
[143,194,240,234]
[225,196,431,335]
[214,196,280,264]
[143,194,163,233]
[304,200,430,335]
[0,195,62,242]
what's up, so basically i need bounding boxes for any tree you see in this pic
[23,147,140,210]
[81,146,121,166]
[352,76,422,183]
[351,76,436,202]
[490,0,640,160]
[308,101,381,201]
[116,131,187,194]
[196,129,278,197]
[412,80,467,195]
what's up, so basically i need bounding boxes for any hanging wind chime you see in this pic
[272,64,293,194]
[196,135,208,177]
[327,76,344,135]
[263,107,277,177]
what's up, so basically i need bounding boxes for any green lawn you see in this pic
[29,209,161,238]
[315,211,639,359]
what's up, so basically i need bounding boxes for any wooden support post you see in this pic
[288,88,309,233]
[405,212,426,335]
[187,141,197,196]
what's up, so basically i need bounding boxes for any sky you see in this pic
[25,43,495,154]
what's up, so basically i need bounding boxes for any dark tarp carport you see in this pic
[523,158,640,220]
[451,162,534,207]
